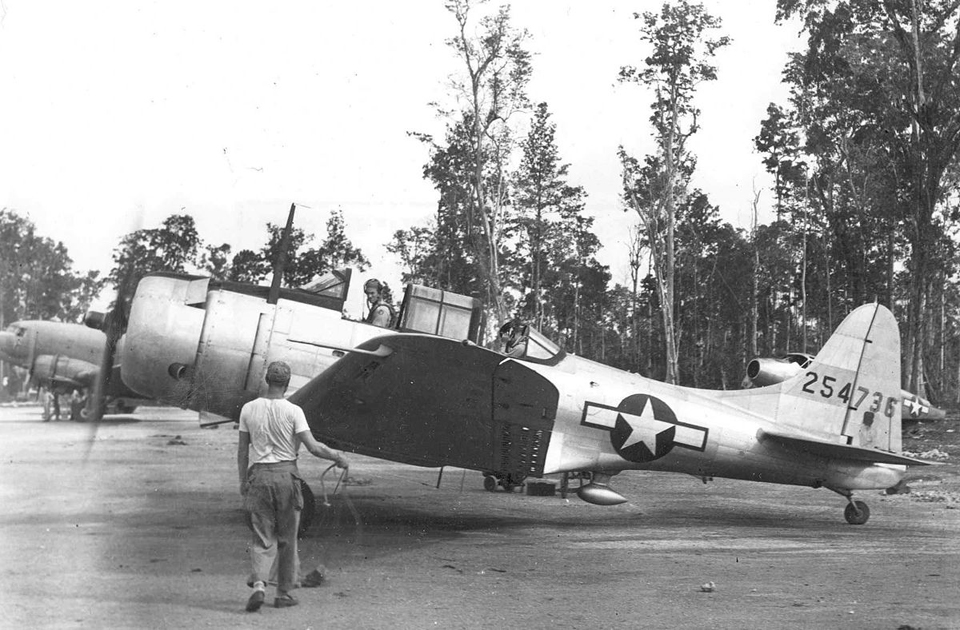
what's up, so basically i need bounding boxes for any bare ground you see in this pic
[0,405,958,630]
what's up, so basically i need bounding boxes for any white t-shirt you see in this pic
[238,398,310,464]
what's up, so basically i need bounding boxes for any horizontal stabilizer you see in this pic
[757,428,940,467]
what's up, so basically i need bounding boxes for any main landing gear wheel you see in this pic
[481,472,526,493]
[844,499,870,525]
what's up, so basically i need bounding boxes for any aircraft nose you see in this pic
[0,331,17,363]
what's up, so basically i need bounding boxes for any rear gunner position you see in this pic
[238,361,349,612]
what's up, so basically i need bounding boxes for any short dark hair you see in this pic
[265,361,291,385]
[364,278,383,293]
[499,319,521,336]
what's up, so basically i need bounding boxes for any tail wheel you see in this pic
[844,500,870,525]
[483,475,497,492]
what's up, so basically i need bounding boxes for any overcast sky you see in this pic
[0,1,802,314]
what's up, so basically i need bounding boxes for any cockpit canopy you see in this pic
[507,325,565,364]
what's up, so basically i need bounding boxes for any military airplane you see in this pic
[745,352,947,421]
[118,265,935,524]
[0,319,144,418]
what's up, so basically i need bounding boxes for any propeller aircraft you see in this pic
[118,262,937,524]
[745,352,947,421]
[0,319,144,418]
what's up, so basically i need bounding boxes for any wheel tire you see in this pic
[483,475,497,492]
[114,402,137,414]
[844,500,870,525]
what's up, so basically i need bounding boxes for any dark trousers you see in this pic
[244,461,303,593]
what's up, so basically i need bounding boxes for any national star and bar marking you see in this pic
[581,395,708,463]
[902,396,929,418]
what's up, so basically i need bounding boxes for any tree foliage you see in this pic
[765,0,960,396]
[109,214,202,290]
[0,209,103,326]
[619,0,730,384]
[441,0,532,325]
[229,208,370,287]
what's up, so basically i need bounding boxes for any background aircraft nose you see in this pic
[0,330,17,363]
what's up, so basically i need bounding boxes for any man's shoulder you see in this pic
[241,397,266,410]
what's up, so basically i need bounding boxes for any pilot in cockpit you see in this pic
[497,319,528,358]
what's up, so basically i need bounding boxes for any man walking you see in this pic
[238,360,349,612]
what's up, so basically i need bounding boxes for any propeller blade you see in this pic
[81,271,136,460]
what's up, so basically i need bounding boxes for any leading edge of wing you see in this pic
[757,428,941,467]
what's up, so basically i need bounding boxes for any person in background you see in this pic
[498,320,529,358]
[363,278,396,328]
[238,360,349,612]
[41,386,60,421]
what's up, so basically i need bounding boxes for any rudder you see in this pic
[777,304,902,452]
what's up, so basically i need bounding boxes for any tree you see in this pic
[776,0,960,394]
[0,209,104,326]
[443,0,532,326]
[227,209,370,287]
[511,102,591,333]
[408,116,489,298]
[618,0,730,384]
[228,249,267,283]
[201,243,233,281]
[387,225,436,286]
[311,208,370,274]
[109,214,202,291]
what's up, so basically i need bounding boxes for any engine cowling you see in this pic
[31,355,99,388]
[120,275,207,409]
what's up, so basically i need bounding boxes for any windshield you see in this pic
[513,326,564,364]
[300,269,351,300]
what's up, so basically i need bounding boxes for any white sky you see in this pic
[0,1,802,313]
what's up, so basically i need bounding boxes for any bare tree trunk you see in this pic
[801,210,809,353]
[750,189,760,359]
[661,93,680,385]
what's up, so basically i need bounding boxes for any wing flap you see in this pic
[757,428,940,466]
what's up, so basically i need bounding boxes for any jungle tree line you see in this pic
[106,208,370,295]
[5,1,960,404]
[0,208,370,329]
[390,0,960,403]
[753,0,960,400]
[0,209,102,330]
[395,0,610,356]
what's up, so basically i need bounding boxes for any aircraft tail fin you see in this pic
[766,303,903,452]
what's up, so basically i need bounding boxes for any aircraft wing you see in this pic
[757,428,941,467]
[288,332,558,477]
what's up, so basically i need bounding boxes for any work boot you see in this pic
[274,594,299,608]
[245,590,265,612]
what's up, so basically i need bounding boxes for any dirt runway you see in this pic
[0,406,957,629]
